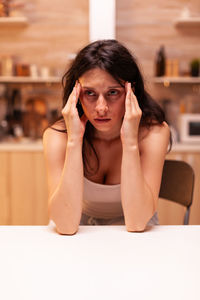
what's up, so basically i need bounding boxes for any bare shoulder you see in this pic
[139,121,170,153]
[139,121,170,141]
[43,122,68,159]
[43,126,67,146]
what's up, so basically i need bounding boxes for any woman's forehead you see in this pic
[78,68,124,88]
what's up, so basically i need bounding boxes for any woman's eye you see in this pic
[108,90,118,96]
[85,90,95,96]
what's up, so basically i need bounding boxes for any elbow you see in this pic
[125,211,156,232]
[48,203,79,235]
[124,214,149,233]
[51,216,79,235]
[126,223,146,233]
[56,224,78,235]
[125,210,156,233]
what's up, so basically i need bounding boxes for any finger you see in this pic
[125,82,132,110]
[129,85,137,114]
[72,82,81,111]
[125,81,129,94]
[76,82,81,99]
[125,98,132,115]
[125,82,141,116]
[130,88,137,111]
[125,82,134,113]
[71,82,80,110]
[62,86,75,113]
[68,86,76,103]
[129,83,141,112]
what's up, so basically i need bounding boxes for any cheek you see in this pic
[119,105,125,118]
[80,98,93,117]
[115,98,125,117]
[80,93,87,108]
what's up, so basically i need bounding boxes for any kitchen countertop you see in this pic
[0,138,43,151]
[1,139,200,152]
[170,142,200,152]
[0,224,200,300]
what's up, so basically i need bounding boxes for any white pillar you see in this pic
[89,0,116,42]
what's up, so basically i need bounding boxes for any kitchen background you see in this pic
[0,0,200,225]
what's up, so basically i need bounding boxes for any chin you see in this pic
[90,121,112,130]
[92,125,111,132]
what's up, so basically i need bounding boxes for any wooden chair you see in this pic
[159,159,195,225]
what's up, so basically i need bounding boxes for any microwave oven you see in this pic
[179,113,200,143]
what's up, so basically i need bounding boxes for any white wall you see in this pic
[89,0,116,42]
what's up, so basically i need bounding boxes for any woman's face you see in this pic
[79,68,126,138]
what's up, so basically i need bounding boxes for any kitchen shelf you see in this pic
[0,76,61,84]
[0,16,28,27]
[175,17,200,27]
[152,77,200,85]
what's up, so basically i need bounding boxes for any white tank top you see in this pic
[82,176,159,226]
[82,176,123,219]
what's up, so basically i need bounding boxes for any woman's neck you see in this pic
[93,129,121,142]
[92,121,122,142]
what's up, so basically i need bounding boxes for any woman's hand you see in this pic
[62,81,88,143]
[120,82,142,147]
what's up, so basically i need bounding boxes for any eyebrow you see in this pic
[82,85,124,89]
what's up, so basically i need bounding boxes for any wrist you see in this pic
[67,138,83,148]
[121,137,139,147]
[122,142,139,151]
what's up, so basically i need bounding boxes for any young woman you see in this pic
[43,39,171,235]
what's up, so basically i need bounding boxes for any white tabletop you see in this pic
[0,225,200,300]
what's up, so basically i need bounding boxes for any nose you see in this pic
[95,95,108,115]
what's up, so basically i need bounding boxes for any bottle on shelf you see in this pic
[5,88,14,136]
[0,0,10,17]
[22,97,48,140]
[155,45,166,77]
[0,88,8,141]
[190,59,200,77]
[1,55,14,76]
[165,59,180,77]
[5,87,23,139]
[12,88,23,138]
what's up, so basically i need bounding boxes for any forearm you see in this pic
[49,140,83,234]
[121,144,155,232]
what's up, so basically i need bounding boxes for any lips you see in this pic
[94,118,111,121]
[94,118,111,123]
[95,118,110,120]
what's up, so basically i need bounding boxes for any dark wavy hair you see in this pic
[51,39,171,176]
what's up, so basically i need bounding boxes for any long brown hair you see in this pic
[51,39,171,176]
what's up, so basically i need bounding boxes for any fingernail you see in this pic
[127,82,131,89]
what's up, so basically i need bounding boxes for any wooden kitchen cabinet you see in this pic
[0,152,10,224]
[0,149,48,225]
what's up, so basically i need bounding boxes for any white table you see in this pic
[0,225,200,300]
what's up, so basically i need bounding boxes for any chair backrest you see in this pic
[159,159,195,224]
